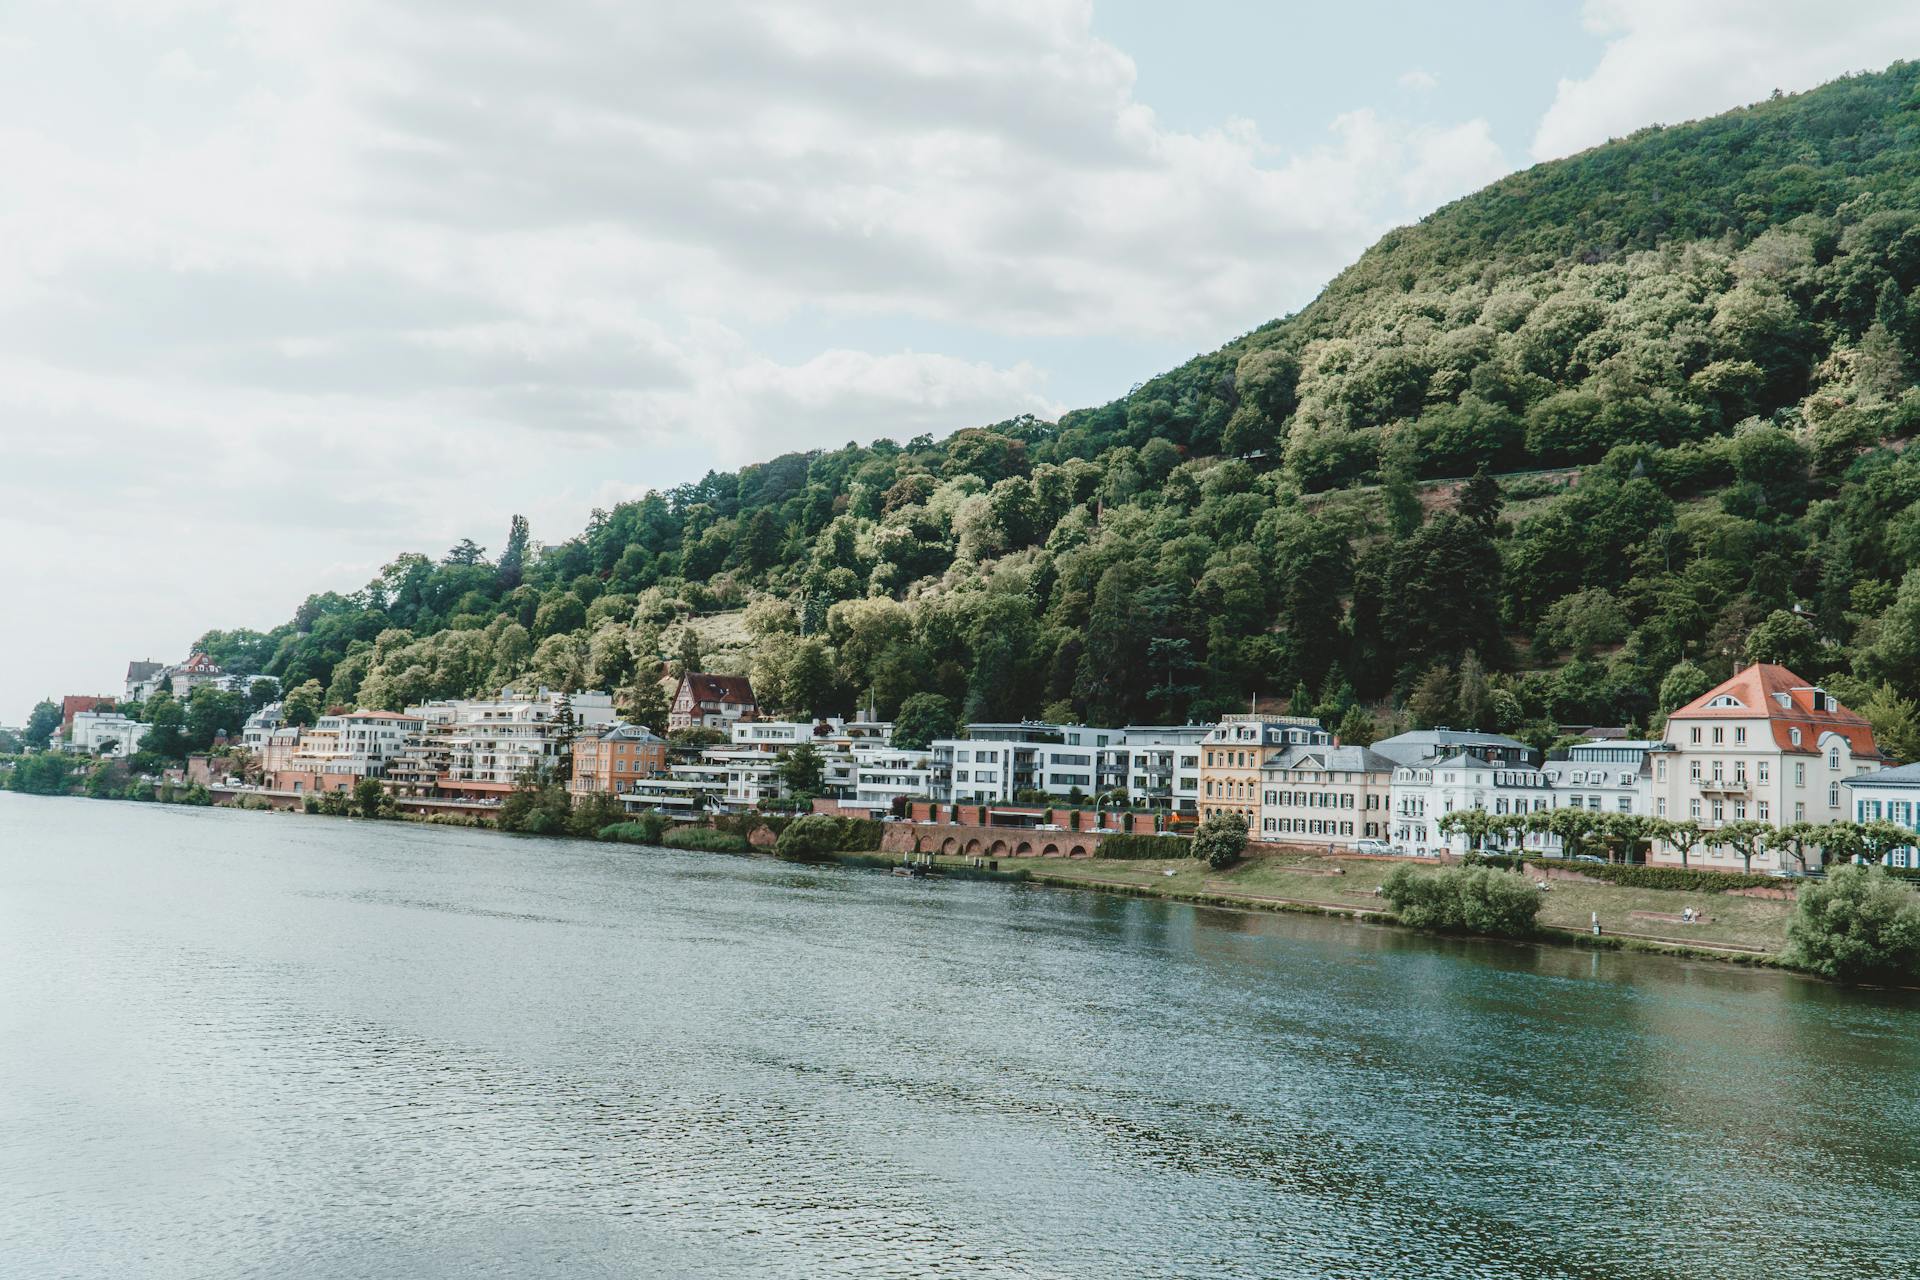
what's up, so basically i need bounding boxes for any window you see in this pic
[1656,759,1668,781]
[1790,728,1802,747]
[1690,761,1703,781]
[1618,797,1632,813]
[1829,785,1840,809]
[1712,800,1725,821]
[1828,748,1840,771]
[1712,727,1725,745]
[1734,727,1747,744]
[1795,762,1806,786]
[1734,802,1746,820]
[1795,802,1806,822]
[1690,727,1703,744]
[1758,761,1770,783]
[1689,798,1701,818]
[1656,798,1667,817]
[1712,760,1723,782]
[1757,801,1769,821]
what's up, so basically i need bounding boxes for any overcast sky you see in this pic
[7,0,1920,722]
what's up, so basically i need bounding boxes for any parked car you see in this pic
[1572,854,1606,864]
[1355,839,1394,855]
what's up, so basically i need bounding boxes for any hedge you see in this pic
[1096,833,1191,860]
[1523,858,1778,893]
[662,826,751,853]
[774,814,883,859]
[599,816,669,846]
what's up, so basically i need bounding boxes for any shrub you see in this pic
[567,790,626,839]
[1785,865,1920,984]
[774,814,882,859]
[1523,858,1775,893]
[662,825,752,853]
[1193,812,1248,870]
[1097,833,1192,860]
[1381,866,1541,937]
[599,816,669,845]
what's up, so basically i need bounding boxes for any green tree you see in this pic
[1744,609,1819,670]
[1859,682,1920,763]
[1784,865,1920,983]
[1193,811,1248,870]
[282,679,324,728]
[1663,819,1707,871]
[1717,819,1773,875]
[1335,704,1378,747]
[1380,865,1540,937]
[497,514,530,589]
[23,700,60,751]
[1657,660,1712,717]
[353,777,387,819]
[778,743,826,800]
[892,693,957,751]
[625,677,670,733]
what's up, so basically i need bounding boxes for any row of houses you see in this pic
[191,661,1920,872]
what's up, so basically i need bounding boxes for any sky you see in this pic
[6,0,1920,723]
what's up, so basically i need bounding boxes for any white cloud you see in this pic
[1399,69,1440,92]
[1532,0,1920,161]
[0,0,1514,717]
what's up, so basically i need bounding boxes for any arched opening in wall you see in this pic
[1068,844,1088,858]
[1015,841,1034,856]
[940,837,958,855]
[1042,843,1061,857]
[964,838,983,856]
[989,839,1009,857]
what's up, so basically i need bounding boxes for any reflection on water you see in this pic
[3,792,1919,1279]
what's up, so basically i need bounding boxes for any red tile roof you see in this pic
[1668,663,1881,758]
[681,673,755,706]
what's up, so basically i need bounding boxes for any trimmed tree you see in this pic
[1785,865,1920,983]
[1193,811,1248,870]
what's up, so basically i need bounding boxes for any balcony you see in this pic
[1696,779,1751,797]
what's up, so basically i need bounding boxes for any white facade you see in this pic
[69,711,146,757]
[1390,753,1558,854]
[1540,741,1662,821]
[1654,665,1882,870]
[1258,745,1396,847]
[622,762,730,815]
[1843,764,1920,868]
[849,743,936,812]
[930,722,1125,805]
[286,710,426,780]
[441,689,616,789]
[1099,725,1207,814]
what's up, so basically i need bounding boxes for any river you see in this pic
[2,793,1918,1279]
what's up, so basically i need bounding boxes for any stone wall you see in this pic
[881,821,1108,858]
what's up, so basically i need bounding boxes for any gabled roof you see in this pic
[1262,745,1398,774]
[126,660,164,682]
[1667,663,1881,759]
[1433,751,1497,770]
[175,651,223,674]
[680,672,755,705]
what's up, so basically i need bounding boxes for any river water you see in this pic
[3,794,1918,1279]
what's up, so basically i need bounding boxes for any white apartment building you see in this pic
[1654,664,1883,871]
[69,710,147,757]
[622,762,730,816]
[1099,725,1208,813]
[1258,745,1397,847]
[1540,740,1663,820]
[930,722,1126,805]
[848,742,937,813]
[240,703,285,757]
[284,709,427,782]
[440,689,616,794]
[1390,753,1558,854]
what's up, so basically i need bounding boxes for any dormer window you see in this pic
[1790,728,1802,747]
[1705,695,1745,709]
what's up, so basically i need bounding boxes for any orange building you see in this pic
[570,723,670,796]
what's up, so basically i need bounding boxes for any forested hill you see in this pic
[194,60,1920,758]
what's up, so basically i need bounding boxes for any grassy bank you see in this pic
[898,849,1796,961]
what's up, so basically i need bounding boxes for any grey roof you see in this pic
[1432,751,1497,770]
[1371,729,1531,765]
[1843,763,1920,787]
[126,660,164,681]
[1263,744,1398,774]
[599,723,667,743]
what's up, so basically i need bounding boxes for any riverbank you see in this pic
[836,846,1798,966]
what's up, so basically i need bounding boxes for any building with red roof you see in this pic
[669,673,757,732]
[1652,663,1882,870]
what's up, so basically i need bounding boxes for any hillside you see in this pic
[188,61,1920,757]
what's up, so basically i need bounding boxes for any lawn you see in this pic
[926,849,1795,956]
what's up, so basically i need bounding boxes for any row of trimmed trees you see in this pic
[1434,808,1916,875]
